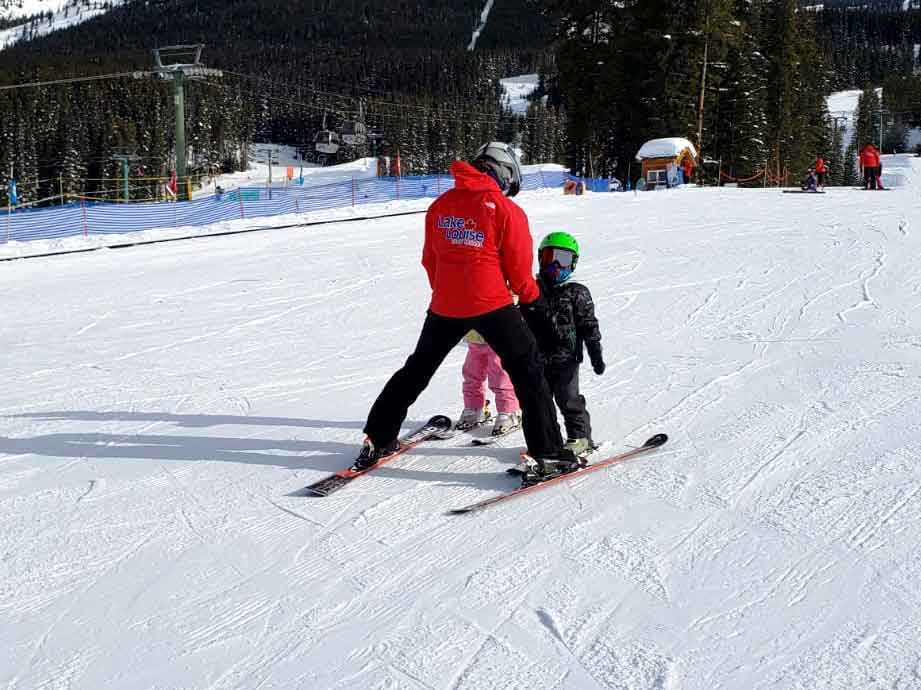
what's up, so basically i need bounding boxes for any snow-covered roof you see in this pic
[635,137,698,161]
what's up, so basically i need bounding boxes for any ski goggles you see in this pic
[539,247,576,269]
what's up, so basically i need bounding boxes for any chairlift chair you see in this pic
[314,130,340,156]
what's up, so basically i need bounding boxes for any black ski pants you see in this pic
[364,305,564,456]
[545,362,592,442]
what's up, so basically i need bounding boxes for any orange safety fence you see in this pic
[719,169,766,184]
[718,167,791,185]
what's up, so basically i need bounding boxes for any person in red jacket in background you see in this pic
[860,144,881,190]
[357,142,577,480]
[814,156,827,189]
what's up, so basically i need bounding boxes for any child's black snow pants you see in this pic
[544,362,592,442]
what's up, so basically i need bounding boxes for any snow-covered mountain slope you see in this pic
[0,0,124,50]
[2,157,921,688]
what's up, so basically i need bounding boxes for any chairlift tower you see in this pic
[149,45,223,200]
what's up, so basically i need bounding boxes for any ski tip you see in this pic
[644,433,668,448]
[446,507,472,515]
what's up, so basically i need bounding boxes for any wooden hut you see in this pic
[635,138,698,189]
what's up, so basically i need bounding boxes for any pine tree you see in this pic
[850,85,881,157]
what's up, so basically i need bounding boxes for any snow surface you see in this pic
[196,150,378,199]
[500,74,540,115]
[635,137,698,161]
[827,89,864,153]
[467,0,495,51]
[3,156,921,688]
[0,0,123,50]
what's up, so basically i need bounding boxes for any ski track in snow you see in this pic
[3,156,921,688]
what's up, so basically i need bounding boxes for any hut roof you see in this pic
[635,138,698,161]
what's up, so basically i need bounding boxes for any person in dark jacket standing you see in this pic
[534,231,605,459]
[357,142,578,479]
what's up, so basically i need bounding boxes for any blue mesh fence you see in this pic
[1,169,569,244]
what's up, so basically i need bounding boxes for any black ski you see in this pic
[304,415,452,496]
[448,433,668,514]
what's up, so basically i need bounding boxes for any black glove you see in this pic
[588,343,605,375]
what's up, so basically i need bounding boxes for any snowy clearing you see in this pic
[2,156,921,688]
[0,0,123,50]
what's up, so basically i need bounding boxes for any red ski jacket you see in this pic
[422,161,539,317]
[860,145,880,168]
[814,158,827,173]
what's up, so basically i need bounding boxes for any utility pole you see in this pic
[267,146,273,200]
[173,70,186,200]
[111,151,140,202]
[696,0,712,167]
[877,109,889,152]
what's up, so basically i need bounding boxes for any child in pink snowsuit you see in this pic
[458,330,522,435]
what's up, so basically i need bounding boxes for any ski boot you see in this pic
[352,438,401,471]
[492,411,521,436]
[520,448,582,487]
[563,437,594,459]
[456,402,491,431]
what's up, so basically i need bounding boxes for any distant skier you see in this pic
[532,231,605,462]
[356,142,578,479]
[800,168,819,192]
[860,144,881,190]
[814,156,827,189]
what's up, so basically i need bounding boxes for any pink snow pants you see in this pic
[462,342,520,413]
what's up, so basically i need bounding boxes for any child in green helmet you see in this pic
[535,231,605,457]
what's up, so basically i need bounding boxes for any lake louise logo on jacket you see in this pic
[437,215,485,247]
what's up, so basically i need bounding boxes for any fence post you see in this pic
[539,170,546,188]
[436,175,441,195]
[81,199,88,238]
[351,177,356,206]
[294,197,299,214]
[239,194,245,219]
[396,175,400,201]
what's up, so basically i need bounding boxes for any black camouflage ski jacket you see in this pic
[536,275,603,367]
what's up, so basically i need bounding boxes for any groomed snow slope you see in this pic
[3,158,921,689]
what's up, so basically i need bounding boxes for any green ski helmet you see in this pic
[538,231,580,284]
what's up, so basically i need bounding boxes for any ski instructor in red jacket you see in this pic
[357,142,576,478]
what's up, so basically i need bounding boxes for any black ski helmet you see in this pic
[472,141,522,197]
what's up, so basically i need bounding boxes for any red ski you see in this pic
[304,415,452,496]
[447,433,668,514]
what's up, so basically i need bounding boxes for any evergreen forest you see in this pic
[1,0,920,204]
